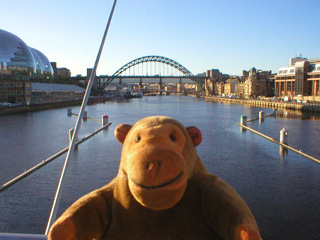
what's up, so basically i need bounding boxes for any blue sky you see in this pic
[1,0,319,76]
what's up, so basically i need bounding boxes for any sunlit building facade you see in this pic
[243,68,268,98]
[275,57,320,97]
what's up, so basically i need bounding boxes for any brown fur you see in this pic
[48,116,261,240]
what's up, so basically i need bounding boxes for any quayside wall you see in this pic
[204,96,320,113]
[0,99,89,116]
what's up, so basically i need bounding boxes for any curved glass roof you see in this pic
[0,29,53,81]
[30,48,54,75]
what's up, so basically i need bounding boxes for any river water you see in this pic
[0,95,319,239]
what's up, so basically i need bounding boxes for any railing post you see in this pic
[240,115,247,132]
[102,114,109,127]
[280,128,289,156]
[83,111,88,121]
[259,110,264,122]
[69,128,78,149]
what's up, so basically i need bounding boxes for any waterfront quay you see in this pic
[0,100,83,116]
[205,96,320,113]
[0,97,104,116]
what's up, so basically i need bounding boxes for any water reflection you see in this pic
[279,146,288,156]
[275,109,320,120]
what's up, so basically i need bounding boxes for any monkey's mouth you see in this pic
[130,172,184,190]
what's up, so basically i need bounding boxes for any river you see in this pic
[0,95,319,239]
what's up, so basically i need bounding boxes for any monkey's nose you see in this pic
[146,161,162,171]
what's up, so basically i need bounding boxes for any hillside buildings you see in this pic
[242,68,274,98]
[206,67,275,98]
[205,57,320,100]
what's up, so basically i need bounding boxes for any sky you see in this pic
[1,0,320,77]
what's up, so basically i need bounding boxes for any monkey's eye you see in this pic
[170,134,176,142]
[135,135,141,143]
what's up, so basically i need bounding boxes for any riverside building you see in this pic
[31,83,85,103]
[275,57,320,100]
[240,68,274,98]
[0,29,54,104]
[0,29,83,105]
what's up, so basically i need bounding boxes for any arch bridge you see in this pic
[98,55,206,93]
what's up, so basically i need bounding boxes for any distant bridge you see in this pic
[97,55,207,92]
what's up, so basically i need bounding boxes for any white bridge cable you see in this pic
[45,0,118,234]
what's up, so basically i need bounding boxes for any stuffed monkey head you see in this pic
[114,116,202,210]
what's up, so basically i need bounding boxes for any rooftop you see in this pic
[32,83,85,93]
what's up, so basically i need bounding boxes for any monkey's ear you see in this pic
[114,124,132,144]
[186,126,202,147]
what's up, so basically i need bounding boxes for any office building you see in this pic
[275,57,320,98]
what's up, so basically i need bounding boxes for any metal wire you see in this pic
[45,0,117,234]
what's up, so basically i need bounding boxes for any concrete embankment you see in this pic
[204,96,320,113]
[0,99,87,116]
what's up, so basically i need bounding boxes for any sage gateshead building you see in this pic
[0,29,54,104]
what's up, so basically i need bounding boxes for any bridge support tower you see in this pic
[177,78,182,95]
[139,77,143,89]
[205,78,214,96]
[158,77,163,95]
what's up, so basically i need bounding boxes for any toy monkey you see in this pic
[49,116,261,240]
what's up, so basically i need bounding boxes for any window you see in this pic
[281,82,284,91]
[16,82,23,87]
[287,82,291,91]
[283,70,288,74]
[279,70,283,74]
[290,69,294,73]
[295,68,304,95]
[8,83,15,87]
[16,90,23,95]
[310,65,315,71]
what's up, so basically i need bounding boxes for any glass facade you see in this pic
[0,29,53,81]
[294,67,304,95]
[30,48,54,81]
